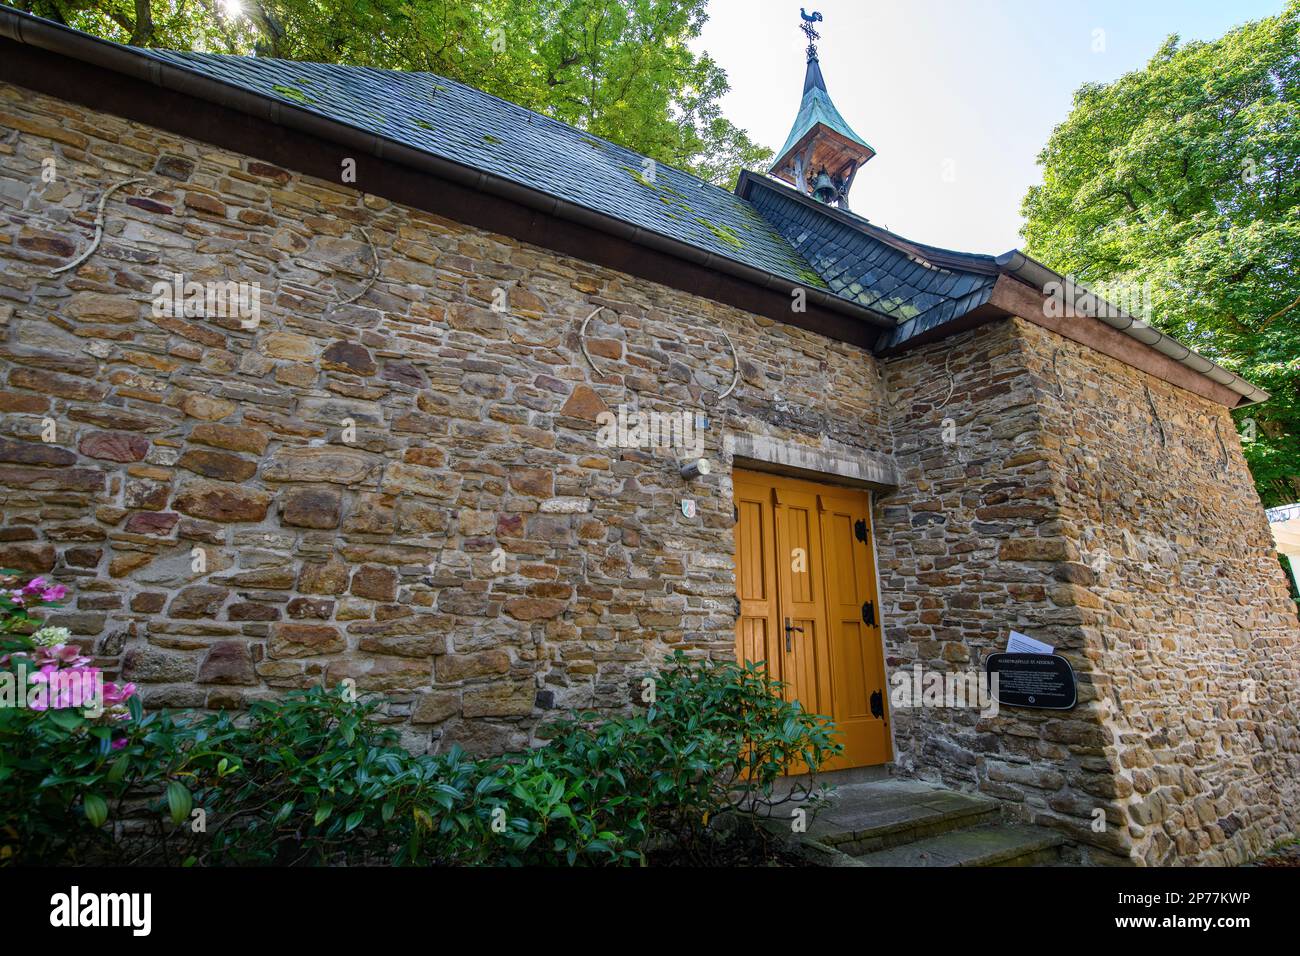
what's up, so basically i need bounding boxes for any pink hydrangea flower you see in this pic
[26,658,105,711]
[102,682,137,706]
[33,644,92,668]
[29,664,99,710]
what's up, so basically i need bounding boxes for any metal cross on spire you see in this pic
[799,8,824,58]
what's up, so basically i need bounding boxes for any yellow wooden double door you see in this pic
[733,469,891,770]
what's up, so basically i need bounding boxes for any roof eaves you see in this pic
[995,250,1270,408]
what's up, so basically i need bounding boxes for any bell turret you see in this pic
[770,10,874,209]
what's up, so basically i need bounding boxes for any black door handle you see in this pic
[784,617,804,652]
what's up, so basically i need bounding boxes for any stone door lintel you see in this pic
[726,433,899,491]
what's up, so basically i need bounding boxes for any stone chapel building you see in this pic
[0,8,1297,865]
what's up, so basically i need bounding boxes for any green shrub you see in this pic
[541,656,840,859]
[2,569,840,869]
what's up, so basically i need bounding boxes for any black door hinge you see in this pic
[854,519,867,543]
[870,689,883,719]
[861,600,875,627]
[733,505,739,523]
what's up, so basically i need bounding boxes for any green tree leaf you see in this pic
[82,792,108,827]
[165,781,192,825]
[1022,2,1300,506]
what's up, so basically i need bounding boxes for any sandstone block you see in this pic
[263,445,375,484]
[197,641,257,685]
[0,437,76,467]
[297,558,351,595]
[462,680,535,718]
[180,393,236,421]
[124,512,180,535]
[122,647,198,683]
[269,623,345,659]
[410,690,460,724]
[351,565,398,602]
[321,341,376,376]
[178,448,257,482]
[188,423,269,455]
[560,385,608,421]
[998,538,1078,563]
[380,462,459,498]
[505,597,566,621]
[79,431,149,462]
[436,650,510,683]
[174,480,271,523]
[280,488,342,529]
[168,585,230,619]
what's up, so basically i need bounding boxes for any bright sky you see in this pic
[694,0,1286,254]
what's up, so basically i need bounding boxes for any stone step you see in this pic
[851,824,1067,867]
[802,779,1001,856]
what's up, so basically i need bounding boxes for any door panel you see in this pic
[733,469,891,771]
[772,488,831,715]
[733,477,782,683]
[819,494,891,768]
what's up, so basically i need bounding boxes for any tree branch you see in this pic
[1260,292,1300,330]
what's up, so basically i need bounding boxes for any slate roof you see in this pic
[743,176,999,349]
[139,48,830,294]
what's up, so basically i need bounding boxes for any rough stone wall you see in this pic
[876,319,1129,863]
[1020,319,1300,866]
[877,316,1300,865]
[0,84,890,755]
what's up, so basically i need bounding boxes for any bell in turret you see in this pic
[811,168,837,204]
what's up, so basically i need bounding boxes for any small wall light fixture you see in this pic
[680,458,711,481]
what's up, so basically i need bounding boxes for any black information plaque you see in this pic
[985,653,1077,710]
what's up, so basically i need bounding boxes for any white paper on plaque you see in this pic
[1006,630,1054,655]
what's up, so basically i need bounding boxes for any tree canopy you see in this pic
[1022,1,1300,507]
[8,0,770,187]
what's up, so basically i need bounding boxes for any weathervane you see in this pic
[800,8,824,58]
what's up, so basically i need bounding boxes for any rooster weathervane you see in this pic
[800,8,823,57]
